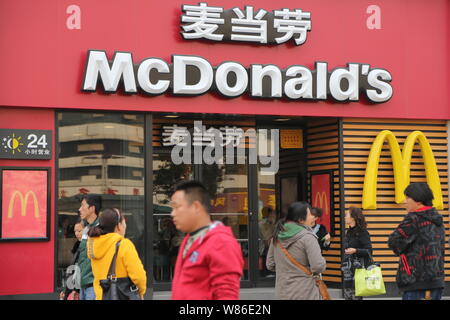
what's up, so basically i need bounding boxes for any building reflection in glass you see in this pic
[57,112,144,289]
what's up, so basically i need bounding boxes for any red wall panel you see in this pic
[0,107,55,295]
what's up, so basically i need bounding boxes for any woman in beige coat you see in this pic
[266,201,326,300]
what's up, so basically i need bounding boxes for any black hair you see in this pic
[273,201,312,241]
[348,207,367,230]
[88,208,124,237]
[404,182,434,206]
[74,217,85,227]
[173,180,211,212]
[310,207,323,218]
[81,194,102,215]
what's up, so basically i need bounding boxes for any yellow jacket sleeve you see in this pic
[120,239,147,298]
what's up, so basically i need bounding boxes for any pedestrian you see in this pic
[170,180,244,300]
[341,207,373,300]
[258,207,276,276]
[388,182,445,300]
[60,219,84,300]
[87,208,147,300]
[310,207,331,251]
[77,194,101,300]
[266,201,326,300]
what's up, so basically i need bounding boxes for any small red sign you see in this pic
[311,173,331,233]
[2,170,48,239]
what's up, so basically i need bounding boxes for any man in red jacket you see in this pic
[170,180,244,300]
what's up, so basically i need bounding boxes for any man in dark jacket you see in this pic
[388,182,445,300]
[77,194,101,300]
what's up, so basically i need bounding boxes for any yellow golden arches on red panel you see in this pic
[362,130,443,210]
[7,190,40,218]
[313,191,329,216]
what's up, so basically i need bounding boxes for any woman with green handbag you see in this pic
[341,207,373,300]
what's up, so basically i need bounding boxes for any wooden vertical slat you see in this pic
[307,118,342,283]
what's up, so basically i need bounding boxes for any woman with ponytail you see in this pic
[266,201,326,299]
[87,208,147,300]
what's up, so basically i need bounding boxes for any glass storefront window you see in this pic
[257,129,278,279]
[203,159,249,280]
[152,116,252,281]
[57,112,144,289]
[152,152,193,282]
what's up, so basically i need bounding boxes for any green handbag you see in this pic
[354,264,386,296]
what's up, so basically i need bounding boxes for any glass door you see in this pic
[201,155,250,280]
[151,115,258,286]
[152,151,193,282]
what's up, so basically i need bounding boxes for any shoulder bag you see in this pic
[277,240,331,300]
[100,240,141,300]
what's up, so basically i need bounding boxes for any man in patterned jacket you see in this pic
[388,182,445,300]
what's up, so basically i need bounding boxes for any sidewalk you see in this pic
[152,287,450,300]
[153,288,343,300]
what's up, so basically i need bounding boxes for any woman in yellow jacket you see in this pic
[87,208,146,300]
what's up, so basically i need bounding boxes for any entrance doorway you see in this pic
[151,114,308,288]
[255,117,307,283]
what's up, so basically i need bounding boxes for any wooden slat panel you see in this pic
[307,151,339,159]
[345,144,449,151]
[308,124,339,134]
[308,137,339,146]
[343,137,448,144]
[343,118,446,125]
[309,144,340,153]
[344,149,449,157]
[343,130,448,137]
[307,119,338,128]
[342,118,449,283]
[343,122,448,130]
[323,276,341,282]
[307,119,342,281]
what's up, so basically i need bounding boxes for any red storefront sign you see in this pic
[0,0,448,120]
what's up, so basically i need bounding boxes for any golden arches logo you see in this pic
[7,190,40,218]
[314,192,328,215]
[362,130,443,210]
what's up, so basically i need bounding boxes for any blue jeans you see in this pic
[402,288,443,300]
[80,286,96,300]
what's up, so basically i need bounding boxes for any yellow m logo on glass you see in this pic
[314,192,328,215]
[7,190,40,218]
[362,130,443,210]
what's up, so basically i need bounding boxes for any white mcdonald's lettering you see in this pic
[362,130,443,210]
[7,190,40,218]
[314,191,328,215]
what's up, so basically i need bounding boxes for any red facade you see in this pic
[0,0,449,296]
